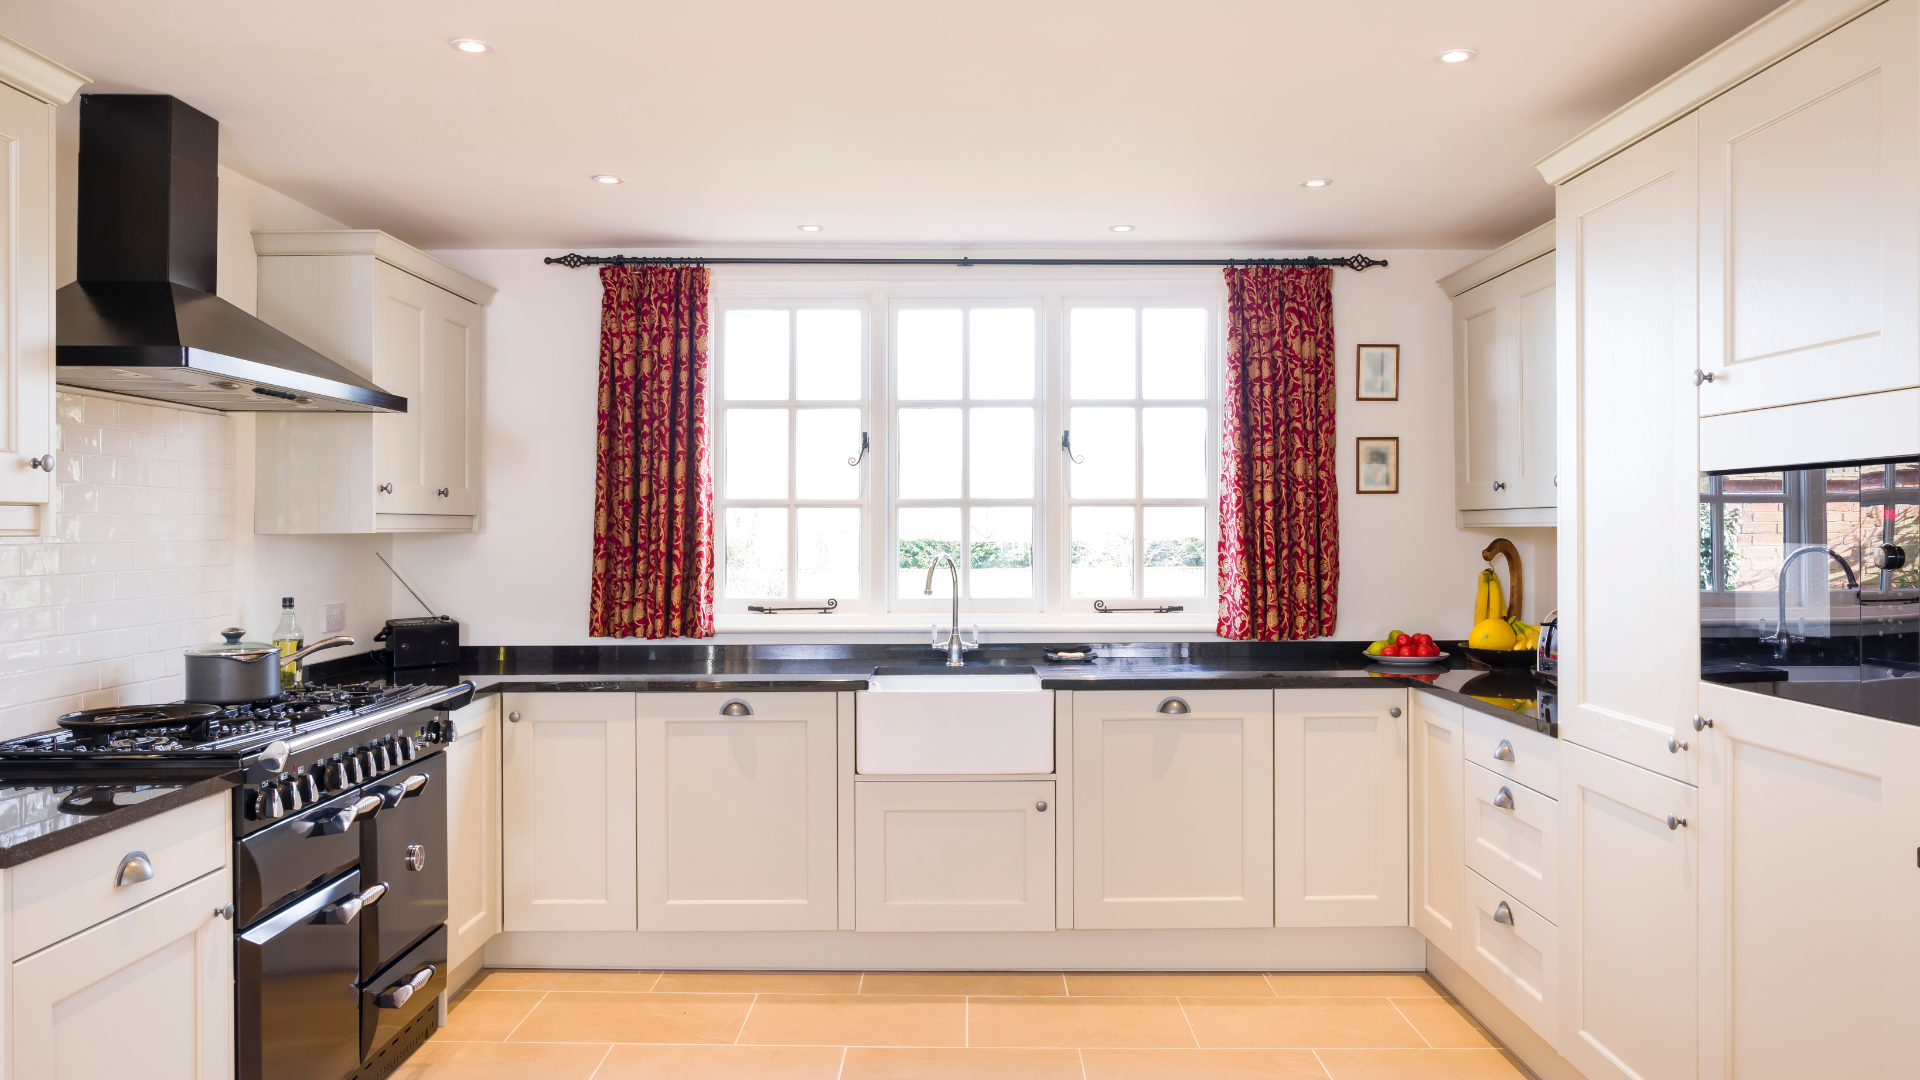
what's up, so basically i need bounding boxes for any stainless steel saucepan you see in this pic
[184,628,355,704]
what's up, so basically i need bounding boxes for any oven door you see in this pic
[235,788,370,926]
[360,750,447,977]
[361,924,448,1062]
[238,870,380,1080]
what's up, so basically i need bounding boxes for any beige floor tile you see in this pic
[595,1043,847,1079]
[473,969,661,992]
[738,993,967,1047]
[1390,998,1495,1049]
[841,1047,1084,1079]
[507,991,754,1043]
[968,996,1198,1049]
[862,972,1068,997]
[1264,974,1438,997]
[654,970,864,994]
[1082,1048,1332,1079]
[1315,1048,1528,1079]
[1068,973,1276,997]
[1181,997,1427,1049]
[432,991,547,1041]
[391,1040,611,1079]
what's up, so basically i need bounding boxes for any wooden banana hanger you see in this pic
[1482,538,1523,620]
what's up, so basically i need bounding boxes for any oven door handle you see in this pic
[313,795,386,837]
[375,964,438,1009]
[377,773,431,809]
[319,881,389,925]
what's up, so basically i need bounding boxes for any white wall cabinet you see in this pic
[445,693,501,983]
[854,780,1054,933]
[1410,692,1467,957]
[501,692,637,932]
[1071,690,1273,929]
[1696,682,1920,1080]
[636,693,838,931]
[253,231,494,534]
[1273,688,1407,927]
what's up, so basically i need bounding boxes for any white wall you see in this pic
[413,246,1554,646]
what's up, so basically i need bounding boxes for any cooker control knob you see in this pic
[299,771,322,803]
[356,748,377,779]
[324,758,349,792]
[374,742,393,773]
[398,736,416,762]
[346,752,366,786]
[278,776,304,812]
[256,786,284,820]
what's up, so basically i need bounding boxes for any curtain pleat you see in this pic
[589,265,716,639]
[1216,266,1339,640]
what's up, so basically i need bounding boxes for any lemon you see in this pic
[1468,617,1519,650]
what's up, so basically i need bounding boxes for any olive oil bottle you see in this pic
[272,596,303,685]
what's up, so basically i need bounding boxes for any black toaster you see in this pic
[373,616,460,669]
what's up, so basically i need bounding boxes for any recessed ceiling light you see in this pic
[450,38,493,54]
[590,175,623,185]
[1300,178,1332,188]
[1435,48,1477,63]
[1109,224,1136,233]
[798,224,824,232]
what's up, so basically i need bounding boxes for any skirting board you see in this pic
[1700,388,1920,473]
[1426,941,1581,1080]
[484,926,1425,972]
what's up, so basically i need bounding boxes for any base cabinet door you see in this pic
[502,693,637,932]
[11,869,233,1080]
[636,693,838,931]
[1697,683,1920,1080]
[854,781,1054,932]
[1072,690,1274,929]
[1411,692,1467,955]
[1274,688,1408,926]
[1558,741,1697,1080]
[445,694,500,974]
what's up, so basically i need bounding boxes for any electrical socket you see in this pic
[323,603,346,633]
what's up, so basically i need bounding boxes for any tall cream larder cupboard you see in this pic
[253,231,495,533]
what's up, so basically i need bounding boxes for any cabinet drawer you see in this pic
[1464,712,1556,795]
[1464,761,1557,922]
[1463,868,1557,1043]
[12,793,228,959]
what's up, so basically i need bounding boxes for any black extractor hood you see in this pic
[55,95,404,413]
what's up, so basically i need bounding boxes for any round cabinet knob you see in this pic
[378,483,394,494]
[1668,736,1689,754]
[214,903,235,921]
[1667,814,1689,831]
[437,488,450,497]
[1692,715,1714,732]
[28,453,52,472]
[1389,707,1401,718]
[1693,369,1716,386]
[1035,801,1048,812]
[1492,480,1506,491]
[508,711,522,723]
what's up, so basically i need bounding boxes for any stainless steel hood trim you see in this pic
[57,347,406,413]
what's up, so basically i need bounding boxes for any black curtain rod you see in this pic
[545,252,1388,271]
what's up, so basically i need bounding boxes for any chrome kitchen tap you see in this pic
[1762,546,1858,658]
[923,553,978,667]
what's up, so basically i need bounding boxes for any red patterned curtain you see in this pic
[1216,266,1339,640]
[589,265,716,639]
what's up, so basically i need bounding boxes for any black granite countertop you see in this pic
[0,770,240,869]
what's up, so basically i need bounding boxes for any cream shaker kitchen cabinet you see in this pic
[0,39,82,535]
[1694,683,1920,1080]
[636,693,838,931]
[11,869,233,1080]
[444,694,501,982]
[1071,689,1273,929]
[1557,741,1698,1080]
[1410,692,1467,957]
[1555,116,1702,785]
[1696,0,1919,421]
[253,231,494,534]
[1273,688,1408,927]
[501,693,637,932]
[1440,223,1557,526]
[854,780,1055,933]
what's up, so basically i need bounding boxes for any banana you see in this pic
[1473,571,1490,625]
[1485,569,1506,623]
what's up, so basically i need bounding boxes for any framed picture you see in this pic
[1356,344,1399,401]
[1356,437,1399,494]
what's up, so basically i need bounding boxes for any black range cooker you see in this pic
[0,679,474,1080]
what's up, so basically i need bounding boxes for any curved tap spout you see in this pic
[923,553,969,666]
[1762,546,1858,657]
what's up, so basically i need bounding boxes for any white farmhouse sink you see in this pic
[857,672,1053,774]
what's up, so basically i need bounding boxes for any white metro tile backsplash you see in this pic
[0,392,235,739]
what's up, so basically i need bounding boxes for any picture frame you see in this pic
[1356,437,1399,494]
[1356,344,1399,401]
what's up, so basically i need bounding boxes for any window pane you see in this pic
[898,507,962,598]
[970,408,1034,499]
[723,310,788,400]
[796,310,862,400]
[971,506,1033,598]
[1069,406,1136,498]
[797,507,861,599]
[1143,506,1204,597]
[1071,506,1134,598]
[1142,309,1205,399]
[725,409,787,499]
[1070,308,1135,399]
[1142,407,1207,498]
[970,308,1035,399]
[795,409,862,500]
[725,507,786,598]
[898,408,962,498]
[1721,500,1786,590]
[897,309,962,400]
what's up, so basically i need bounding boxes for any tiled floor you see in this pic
[395,970,1530,1079]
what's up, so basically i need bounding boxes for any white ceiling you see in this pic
[3,0,1783,251]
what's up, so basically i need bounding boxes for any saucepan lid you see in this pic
[185,627,278,662]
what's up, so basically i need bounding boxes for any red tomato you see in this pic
[1392,632,1407,646]
[1418,644,1440,657]
[1413,633,1433,646]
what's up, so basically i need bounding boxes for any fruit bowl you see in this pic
[1370,651,1450,666]
[1457,644,1537,670]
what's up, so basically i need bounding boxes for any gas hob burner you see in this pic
[57,702,222,735]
